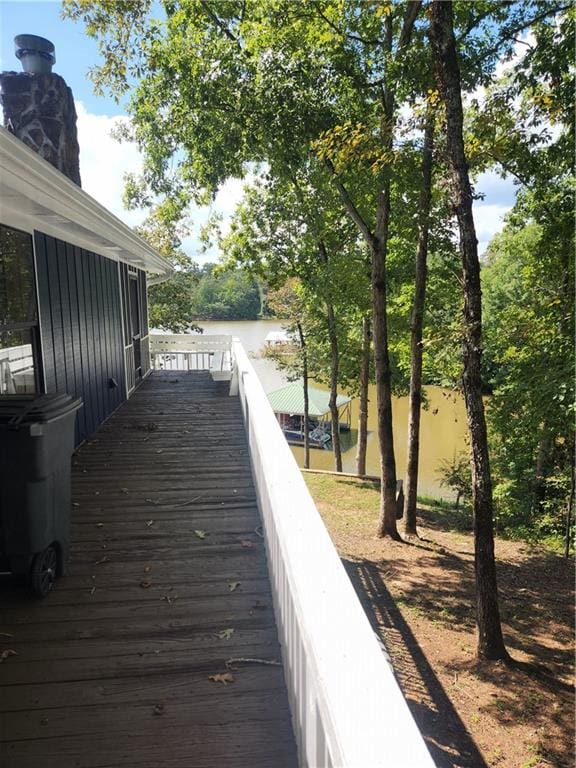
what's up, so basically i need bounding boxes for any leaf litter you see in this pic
[208,672,235,686]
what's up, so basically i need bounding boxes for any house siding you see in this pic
[34,232,126,444]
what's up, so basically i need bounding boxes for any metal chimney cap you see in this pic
[14,34,56,74]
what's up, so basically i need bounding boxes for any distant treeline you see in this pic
[190,263,263,320]
[149,262,266,329]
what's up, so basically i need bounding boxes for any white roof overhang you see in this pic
[0,127,173,281]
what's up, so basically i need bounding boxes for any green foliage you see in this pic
[148,271,199,332]
[482,217,574,542]
[134,210,201,332]
[191,264,261,320]
[438,453,472,509]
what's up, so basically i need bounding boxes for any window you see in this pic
[0,224,40,394]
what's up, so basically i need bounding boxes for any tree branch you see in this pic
[471,4,571,61]
[397,0,423,53]
[312,3,383,46]
[324,159,375,249]
[199,0,241,45]
[456,4,513,44]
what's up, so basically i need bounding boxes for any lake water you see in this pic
[197,319,468,498]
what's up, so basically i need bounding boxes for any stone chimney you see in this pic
[0,35,81,186]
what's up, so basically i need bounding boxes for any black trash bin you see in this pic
[0,393,82,597]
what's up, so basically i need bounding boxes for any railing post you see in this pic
[229,337,239,396]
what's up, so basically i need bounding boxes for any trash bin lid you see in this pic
[0,394,83,426]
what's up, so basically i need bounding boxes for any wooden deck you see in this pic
[0,372,298,768]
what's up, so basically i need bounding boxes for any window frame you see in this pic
[0,222,43,395]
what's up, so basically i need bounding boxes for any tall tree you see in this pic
[429,0,509,661]
[313,2,424,538]
[403,108,435,536]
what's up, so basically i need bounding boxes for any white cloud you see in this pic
[473,203,510,256]
[495,32,535,79]
[76,102,250,265]
[215,177,249,214]
[76,102,146,229]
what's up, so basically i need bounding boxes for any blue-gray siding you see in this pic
[34,232,126,444]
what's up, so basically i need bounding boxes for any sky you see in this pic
[0,0,517,264]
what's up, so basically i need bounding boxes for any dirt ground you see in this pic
[305,474,575,768]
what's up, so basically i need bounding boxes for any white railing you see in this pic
[149,333,233,381]
[232,339,435,768]
[0,343,35,394]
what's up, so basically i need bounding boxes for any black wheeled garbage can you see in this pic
[0,394,82,597]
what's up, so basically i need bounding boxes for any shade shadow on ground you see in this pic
[343,557,489,768]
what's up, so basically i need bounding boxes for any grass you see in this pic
[303,474,380,539]
[304,472,570,553]
[305,472,474,537]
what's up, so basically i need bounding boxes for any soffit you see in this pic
[0,127,173,279]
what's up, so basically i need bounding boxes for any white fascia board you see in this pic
[0,127,173,280]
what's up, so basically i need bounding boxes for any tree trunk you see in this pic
[404,113,435,537]
[325,14,402,538]
[356,314,371,476]
[430,0,509,661]
[326,302,343,472]
[373,181,401,539]
[297,321,310,469]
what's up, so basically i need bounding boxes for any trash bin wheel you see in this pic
[31,545,58,597]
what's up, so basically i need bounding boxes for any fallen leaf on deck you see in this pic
[89,587,96,596]
[140,581,152,589]
[146,520,155,527]
[215,628,235,640]
[0,649,17,662]
[194,530,207,540]
[228,582,241,592]
[240,540,254,548]
[94,556,109,565]
[162,594,179,604]
[153,703,165,715]
[96,522,104,528]
[208,672,235,686]
[143,565,151,573]
[72,502,80,507]
[145,498,158,505]
[0,632,14,638]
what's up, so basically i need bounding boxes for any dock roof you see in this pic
[267,382,351,417]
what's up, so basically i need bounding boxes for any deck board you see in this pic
[0,371,298,768]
